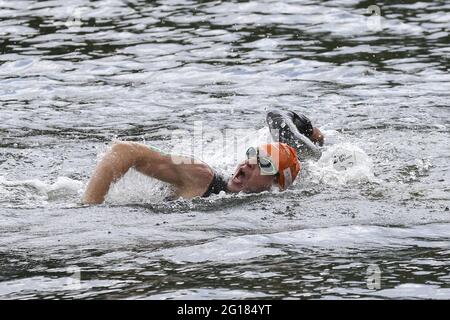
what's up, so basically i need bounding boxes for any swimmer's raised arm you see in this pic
[82,142,213,204]
[266,110,324,160]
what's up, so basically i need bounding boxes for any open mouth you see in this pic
[233,167,246,184]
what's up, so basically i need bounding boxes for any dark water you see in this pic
[0,0,449,299]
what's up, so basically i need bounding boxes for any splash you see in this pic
[306,143,377,185]
[104,128,274,205]
[0,176,83,207]
[95,130,376,205]
[106,169,172,205]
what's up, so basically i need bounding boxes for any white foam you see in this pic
[46,177,84,200]
[307,143,377,185]
[0,176,83,204]
[105,169,172,205]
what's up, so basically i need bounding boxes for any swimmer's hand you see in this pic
[82,142,213,204]
[311,127,324,146]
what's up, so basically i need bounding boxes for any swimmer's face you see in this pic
[227,159,278,194]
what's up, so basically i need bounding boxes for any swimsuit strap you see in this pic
[203,171,228,197]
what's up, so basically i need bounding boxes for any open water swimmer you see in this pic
[83,110,325,204]
[1,0,449,301]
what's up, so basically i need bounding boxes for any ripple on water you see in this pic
[0,0,449,299]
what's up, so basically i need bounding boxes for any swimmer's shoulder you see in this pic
[172,165,215,199]
[142,144,215,197]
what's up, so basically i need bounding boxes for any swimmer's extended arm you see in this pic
[82,142,212,204]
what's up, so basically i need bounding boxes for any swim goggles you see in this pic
[246,147,279,176]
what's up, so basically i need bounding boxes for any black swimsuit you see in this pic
[202,171,228,197]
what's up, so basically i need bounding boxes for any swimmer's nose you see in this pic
[244,159,257,169]
[246,157,258,166]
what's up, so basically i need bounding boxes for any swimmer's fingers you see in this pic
[311,127,324,146]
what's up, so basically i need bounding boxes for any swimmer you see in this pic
[82,110,324,204]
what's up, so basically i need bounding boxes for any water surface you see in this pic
[0,0,449,299]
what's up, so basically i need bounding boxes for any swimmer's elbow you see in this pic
[266,109,284,126]
[109,141,143,173]
[110,141,136,158]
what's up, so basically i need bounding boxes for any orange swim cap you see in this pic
[258,143,301,190]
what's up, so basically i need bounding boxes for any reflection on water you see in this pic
[0,0,449,299]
